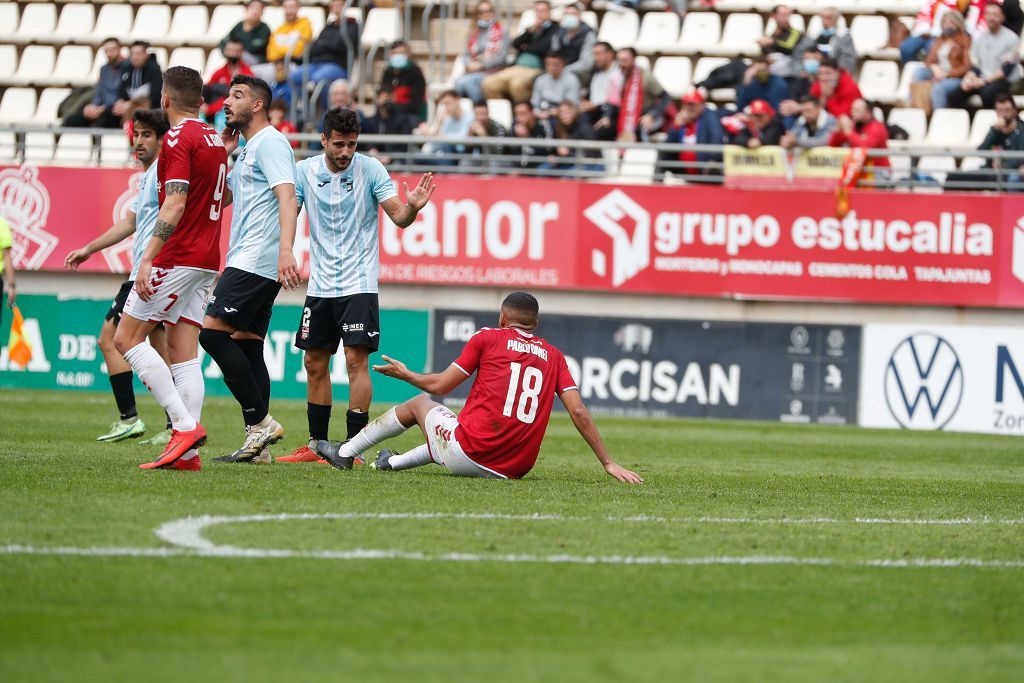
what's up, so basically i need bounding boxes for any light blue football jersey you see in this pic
[225,125,296,280]
[129,162,160,280]
[295,152,397,298]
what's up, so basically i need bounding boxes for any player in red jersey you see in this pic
[113,66,229,471]
[316,292,643,483]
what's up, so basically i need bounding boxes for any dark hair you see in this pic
[130,40,149,51]
[988,2,1005,14]
[535,0,551,7]
[512,100,532,110]
[798,94,820,106]
[324,107,361,137]
[390,40,408,51]
[231,74,272,114]
[269,98,288,113]
[101,36,121,46]
[225,37,245,48]
[437,89,459,103]
[502,291,540,318]
[618,46,638,58]
[247,0,264,7]
[163,66,204,109]
[595,41,614,53]
[820,57,839,70]
[994,92,1017,109]
[132,108,169,138]
[545,50,565,61]
[771,4,788,14]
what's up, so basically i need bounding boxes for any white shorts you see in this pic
[424,406,507,479]
[123,266,217,328]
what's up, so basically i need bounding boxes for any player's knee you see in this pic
[343,348,369,375]
[198,328,231,355]
[112,326,136,356]
[98,328,116,354]
[303,352,330,378]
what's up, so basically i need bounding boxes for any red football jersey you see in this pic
[155,118,228,271]
[452,327,578,479]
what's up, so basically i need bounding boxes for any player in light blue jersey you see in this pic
[280,107,435,464]
[63,109,173,444]
[199,74,300,463]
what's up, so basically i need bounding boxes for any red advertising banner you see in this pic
[3,163,1023,308]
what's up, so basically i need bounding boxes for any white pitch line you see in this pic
[3,543,1024,569]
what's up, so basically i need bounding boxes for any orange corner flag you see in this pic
[8,306,32,369]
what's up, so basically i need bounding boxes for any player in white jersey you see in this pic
[63,109,173,444]
[199,75,300,463]
[279,107,435,464]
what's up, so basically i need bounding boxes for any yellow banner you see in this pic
[794,147,847,179]
[723,145,787,178]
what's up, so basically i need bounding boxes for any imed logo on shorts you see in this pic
[884,333,964,430]
[342,323,365,333]
[584,190,651,287]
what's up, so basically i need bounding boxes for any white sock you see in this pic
[340,407,408,458]
[124,343,196,432]
[389,443,434,471]
[171,358,204,460]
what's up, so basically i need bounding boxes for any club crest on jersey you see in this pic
[340,178,353,192]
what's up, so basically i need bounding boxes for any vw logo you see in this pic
[884,334,964,430]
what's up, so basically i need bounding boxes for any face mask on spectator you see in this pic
[755,71,770,83]
[478,19,492,29]
[389,54,409,69]
[942,26,957,36]
[803,59,820,75]
[562,16,580,30]
[820,27,835,37]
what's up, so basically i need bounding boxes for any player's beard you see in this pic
[225,109,252,131]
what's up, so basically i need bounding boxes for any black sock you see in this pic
[109,371,137,420]
[236,338,271,406]
[199,329,267,426]
[308,402,332,441]
[164,411,172,430]
[347,409,369,440]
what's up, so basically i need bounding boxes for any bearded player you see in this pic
[64,109,173,445]
[113,66,228,471]
[316,292,643,483]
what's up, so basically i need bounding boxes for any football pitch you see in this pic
[1,389,1022,682]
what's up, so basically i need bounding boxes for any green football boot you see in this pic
[96,418,146,442]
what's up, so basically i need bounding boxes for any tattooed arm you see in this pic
[134,181,188,301]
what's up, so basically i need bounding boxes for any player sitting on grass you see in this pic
[316,291,643,483]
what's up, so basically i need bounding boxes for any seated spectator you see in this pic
[267,0,313,64]
[221,0,271,67]
[728,100,785,148]
[268,99,299,149]
[63,37,125,129]
[913,10,972,111]
[810,57,861,117]
[482,0,558,103]
[288,0,359,102]
[757,5,802,77]
[793,6,856,75]
[511,100,554,168]
[604,47,672,142]
[737,56,790,112]
[268,61,292,105]
[542,100,602,173]
[580,41,620,141]
[664,89,724,175]
[463,101,510,166]
[114,41,163,120]
[1001,0,1024,35]
[454,2,509,104]
[947,92,1024,189]
[949,4,1021,109]
[363,91,420,165]
[380,41,428,122]
[414,90,474,165]
[829,98,890,169]
[781,95,836,149]
[902,0,961,63]
[202,39,253,120]
[532,52,582,120]
[550,3,596,83]
[777,48,822,121]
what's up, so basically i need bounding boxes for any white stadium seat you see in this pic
[204,49,228,80]
[205,5,246,49]
[517,10,537,35]
[857,60,899,105]
[705,13,764,57]
[618,147,659,183]
[960,155,986,171]
[9,45,56,86]
[850,16,897,59]
[635,12,681,55]
[969,109,998,147]
[33,88,71,124]
[926,108,971,147]
[169,47,207,73]
[53,3,97,43]
[0,88,37,123]
[897,61,923,104]
[10,3,57,44]
[888,107,927,143]
[672,12,721,55]
[0,131,15,159]
[0,44,16,81]
[131,5,172,43]
[24,132,55,162]
[43,46,95,87]
[100,132,133,167]
[583,11,599,31]
[805,13,848,37]
[916,155,957,184]
[166,6,210,46]
[307,6,327,37]
[487,99,512,131]
[0,4,19,41]
[652,57,693,98]
[92,5,135,46]
[693,56,730,87]
[54,133,96,165]
[362,8,401,49]
[262,6,285,29]
[150,47,170,70]
[598,10,640,50]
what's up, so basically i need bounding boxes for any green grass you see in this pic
[1,388,1023,682]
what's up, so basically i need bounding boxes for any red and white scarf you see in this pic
[467,22,505,69]
[613,68,644,137]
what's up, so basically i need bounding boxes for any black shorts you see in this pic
[206,267,281,338]
[295,293,380,354]
[104,280,134,325]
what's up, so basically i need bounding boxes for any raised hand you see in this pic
[403,172,436,211]
[372,354,411,381]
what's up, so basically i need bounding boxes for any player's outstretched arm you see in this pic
[381,173,436,228]
[559,389,644,484]
[64,212,137,272]
[373,355,468,396]
[273,183,300,290]
[135,183,187,301]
